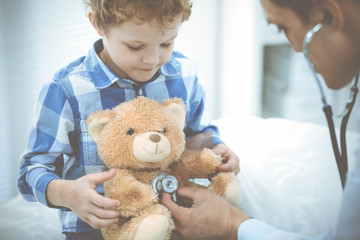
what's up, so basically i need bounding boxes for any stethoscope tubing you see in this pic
[303,22,360,190]
[323,73,359,189]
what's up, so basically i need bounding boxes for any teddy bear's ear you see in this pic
[162,98,186,129]
[87,109,115,143]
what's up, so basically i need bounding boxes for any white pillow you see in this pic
[0,194,64,240]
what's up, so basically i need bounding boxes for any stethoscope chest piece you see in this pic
[151,172,178,202]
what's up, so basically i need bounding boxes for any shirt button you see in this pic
[139,89,143,95]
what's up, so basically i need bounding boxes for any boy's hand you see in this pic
[47,169,121,229]
[212,143,240,174]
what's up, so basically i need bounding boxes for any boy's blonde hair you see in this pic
[84,0,192,29]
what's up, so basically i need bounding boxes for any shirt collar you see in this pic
[160,57,182,77]
[84,39,182,90]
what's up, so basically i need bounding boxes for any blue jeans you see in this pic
[65,230,104,240]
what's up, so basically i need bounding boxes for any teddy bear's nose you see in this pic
[149,134,161,143]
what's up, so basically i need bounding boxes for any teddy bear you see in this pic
[87,96,242,240]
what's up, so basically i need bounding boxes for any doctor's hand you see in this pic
[161,187,249,240]
[212,143,240,174]
[47,169,121,229]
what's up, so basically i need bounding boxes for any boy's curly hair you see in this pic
[83,0,192,29]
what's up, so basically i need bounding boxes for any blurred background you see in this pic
[1,0,359,204]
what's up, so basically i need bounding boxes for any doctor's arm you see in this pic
[162,187,331,240]
[161,187,307,240]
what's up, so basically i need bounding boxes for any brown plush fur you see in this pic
[87,96,241,240]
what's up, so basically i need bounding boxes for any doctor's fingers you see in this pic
[162,191,220,240]
[177,186,207,199]
[161,192,190,221]
[162,188,210,216]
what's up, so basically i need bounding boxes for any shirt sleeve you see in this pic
[237,159,360,240]
[237,219,310,240]
[18,81,75,207]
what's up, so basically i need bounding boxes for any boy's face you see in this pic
[98,16,182,83]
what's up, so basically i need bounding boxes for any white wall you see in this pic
[0,0,99,204]
[177,0,261,117]
[0,1,12,203]
[177,0,260,118]
[175,0,224,118]
[219,0,258,117]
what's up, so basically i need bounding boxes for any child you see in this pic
[18,0,240,239]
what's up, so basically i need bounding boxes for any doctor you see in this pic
[161,0,360,239]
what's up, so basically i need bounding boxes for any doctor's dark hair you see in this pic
[270,0,360,23]
[270,0,313,23]
[83,0,192,30]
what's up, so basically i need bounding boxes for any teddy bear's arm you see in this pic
[104,170,158,218]
[181,148,223,179]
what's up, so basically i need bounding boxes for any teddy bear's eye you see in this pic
[127,128,135,135]
[162,128,167,134]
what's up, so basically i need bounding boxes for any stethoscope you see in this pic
[303,23,360,190]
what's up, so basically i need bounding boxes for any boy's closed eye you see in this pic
[160,43,172,48]
[127,44,144,51]
[127,43,172,51]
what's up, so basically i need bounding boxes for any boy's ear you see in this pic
[87,109,115,143]
[87,10,105,36]
[163,98,186,129]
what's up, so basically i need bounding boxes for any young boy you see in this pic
[18,0,240,239]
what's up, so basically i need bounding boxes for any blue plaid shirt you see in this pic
[18,39,222,233]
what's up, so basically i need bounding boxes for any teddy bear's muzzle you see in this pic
[132,132,171,162]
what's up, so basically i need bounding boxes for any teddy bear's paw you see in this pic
[224,179,242,210]
[200,148,222,163]
[208,172,242,209]
[134,215,170,240]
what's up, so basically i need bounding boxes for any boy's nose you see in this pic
[143,50,159,65]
